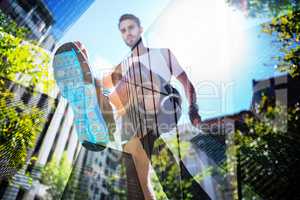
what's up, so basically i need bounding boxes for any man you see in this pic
[97,14,209,199]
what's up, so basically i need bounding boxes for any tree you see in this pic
[0,10,54,178]
[0,10,30,39]
[227,0,300,77]
[262,10,300,77]
[226,0,299,18]
[41,152,72,200]
[151,137,210,200]
[224,2,300,198]
[0,91,44,174]
[233,95,300,199]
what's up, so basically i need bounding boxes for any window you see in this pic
[31,13,41,25]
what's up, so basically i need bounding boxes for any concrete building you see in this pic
[0,79,81,200]
[61,147,144,200]
[0,0,53,45]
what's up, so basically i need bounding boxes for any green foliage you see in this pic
[234,95,298,147]
[41,152,72,200]
[227,1,300,77]
[0,8,55,177]
[226,0,299,18]
[0,10,58,190]
[0,10,55,93]
[0,31,54,92]
[106,164,127,200]
[262,10,300,77]
[233,95,300,198]
[151,137,202,200]
[61,166,89,200]
[0,87,45,171]
[223,3,300,197]
[0,10,30,39]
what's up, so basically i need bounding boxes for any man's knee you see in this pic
[123,136,144,155]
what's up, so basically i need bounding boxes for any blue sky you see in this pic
[59,0,284,120]
[228,25,283,115]
[60,0,171,65]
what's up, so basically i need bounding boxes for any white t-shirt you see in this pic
[120,48,184,82]
[112,48,184,145]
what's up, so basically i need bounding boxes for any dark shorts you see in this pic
[120,90,182,143]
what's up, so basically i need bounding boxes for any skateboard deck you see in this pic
[53,42,114,151]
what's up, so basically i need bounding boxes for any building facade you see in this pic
[0,0,53,44]
[0,0,95,51]
[0,79,81,200]
[42,0,95,44]
[61,147,144,200]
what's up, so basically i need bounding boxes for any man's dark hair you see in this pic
[118,14,141,28]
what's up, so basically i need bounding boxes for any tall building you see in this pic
[0,0,95,51]
[0,78,82,200]
[61,147,145,200]
[42,0,94,41]
[0,1,96,198]
[41,0,95,51]
[0,0,53,43]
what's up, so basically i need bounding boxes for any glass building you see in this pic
[41,0,95,50]
[0,0,95,51]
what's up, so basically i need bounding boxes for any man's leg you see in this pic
[53,42,110,150]
[123,136,156,200]
[140,131,211,200]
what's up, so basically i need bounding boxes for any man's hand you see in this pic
[74,41,88,59]
[188,103,202,127]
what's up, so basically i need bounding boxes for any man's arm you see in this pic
[162,49,202,126]
[94,63,128,117]
[96,63,123,89]
[176,72,196,106]
[176,72,201,126]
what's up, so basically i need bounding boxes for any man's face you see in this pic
[119,19,143,48]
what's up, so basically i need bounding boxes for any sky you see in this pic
[58,0,284,121]
[59,0,171,66]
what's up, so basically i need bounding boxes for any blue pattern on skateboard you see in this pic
[53,49,109,146]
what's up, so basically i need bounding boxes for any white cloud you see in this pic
[143,0,249,118]
[144,0,247,84]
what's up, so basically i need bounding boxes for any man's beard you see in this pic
[128,37,142,50]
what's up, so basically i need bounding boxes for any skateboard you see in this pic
[53,42,115,151]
